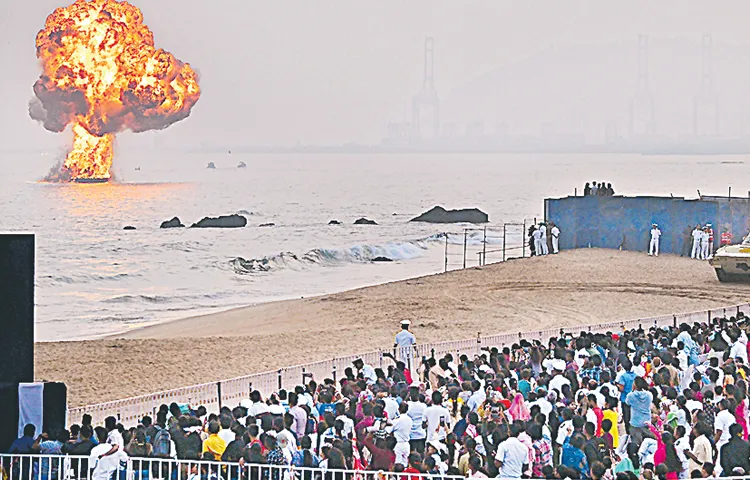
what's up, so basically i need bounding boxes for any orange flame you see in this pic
[32,0,200,181]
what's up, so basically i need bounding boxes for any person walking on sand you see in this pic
[691,224,702,259]
[551,224,561,254]
[648,223,661,256]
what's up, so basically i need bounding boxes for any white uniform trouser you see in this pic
[540,236,549,255]
[534,238,543,255]
[552,236,559,254]
[691,239,700,259]
[394,442,410,466]
[701,241,709,260]
[649,237,659,256]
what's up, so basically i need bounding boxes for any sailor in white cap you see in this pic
[648,223,661,256]
[394,319,417,369]
[691,224,703,259]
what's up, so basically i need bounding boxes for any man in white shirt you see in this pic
[394,320,417,368]
[423,391,451,441]
[383,387,401,420]
[548,361,571,396]
[494,423,530,479]
[714,399,736,451]
[406,389,427,451]
[90,428,120,480]
[466,381,486,413]
[539,223,549,255]
[532,228,543,257]
[691,225,702,259]
[649,223,661,256]
[386,402,413,466]
[247,391,270,417]
[353,358,377,385]
[551,224,561,254]
[528,388,553,418]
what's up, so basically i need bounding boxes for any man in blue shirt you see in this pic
[625,376,653,449]
[9,424,36,453]
[616,357,637,431]
[394,320,416,369]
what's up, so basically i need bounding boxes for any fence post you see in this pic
[332,363,337,383]
[738,305,741,317]
[444,233,448,273]
[673,315,677,328]
[277,370,282,390]
[523,220,527,258]
[502,224,507,262]
[378,349,383,369]
[217,382,222,410]
[477,332,482,355]
[463,229,468,269]
[482,226,487,266]
[708,310,711,322]
[301,367,306,385]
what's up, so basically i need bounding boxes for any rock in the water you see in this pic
[328,220,341,225]
[371,256,393,262]
[354,217,378,225]
[258,223,275,227]
[160,217,185,229]
[191,214,247,228]
[207,162,216,169]
[123,226,136,230]
[410,206,489,224]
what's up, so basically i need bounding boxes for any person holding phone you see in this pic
[424,391,451,443]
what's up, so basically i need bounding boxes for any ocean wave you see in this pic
[229,232,503,274]
[104,294,172,304]
[38,272,135,286]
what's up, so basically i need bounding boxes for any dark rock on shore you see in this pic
[160,217,185,229]
[410,206,489,224]
[328,220,341,225]
[191,214,247,228]
[258,223,275,227]
[354,218,378,225]
[371,256,393,262]
[123,226,136,230]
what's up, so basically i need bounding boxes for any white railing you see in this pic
[0,454,467,480]
[67,303,750,428]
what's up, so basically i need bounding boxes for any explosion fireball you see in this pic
[30,0,200,182]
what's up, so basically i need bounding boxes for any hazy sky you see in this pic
[2,1,749,149]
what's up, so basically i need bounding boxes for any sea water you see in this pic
[1,151,747,340]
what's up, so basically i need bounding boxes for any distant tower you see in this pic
[412,38,440,139]
[693,34,720,137]
[628,35,656,138]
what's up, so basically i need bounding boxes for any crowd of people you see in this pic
[8,313,750,480]
[528,222,561,256]
[583,183,616,197]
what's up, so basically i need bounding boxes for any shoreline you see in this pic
[36,248,750,408]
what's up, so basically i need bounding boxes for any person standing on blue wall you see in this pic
[648,223,661,256]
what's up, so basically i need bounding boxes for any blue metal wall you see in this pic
[545,196,750,255]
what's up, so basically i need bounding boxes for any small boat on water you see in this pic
[207,162,216,169]
[74,177,109,184]
[237,161,247,168]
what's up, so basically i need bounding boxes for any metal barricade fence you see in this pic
[67,302,750,427]
[0,454,469,480]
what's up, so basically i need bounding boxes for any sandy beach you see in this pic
[36,248,750,408]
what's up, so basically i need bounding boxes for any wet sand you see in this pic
[36,248,750,407]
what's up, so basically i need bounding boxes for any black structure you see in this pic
[0,234,35,452]
[0,234,34,384]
